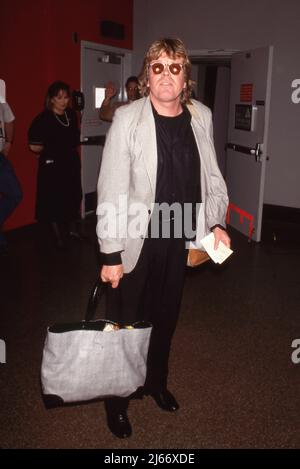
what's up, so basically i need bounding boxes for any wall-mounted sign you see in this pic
[235,104,253,131]
[240,83,253,102]
[95,87,106,108]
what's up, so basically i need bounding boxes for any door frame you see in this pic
[189,47,238,177]
[188,48,239,60]
[255,45,273,241]
[189,46,274,242]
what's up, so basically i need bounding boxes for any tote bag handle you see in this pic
[85,279,106,321]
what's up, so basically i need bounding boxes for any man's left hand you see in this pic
[212,226,231,250]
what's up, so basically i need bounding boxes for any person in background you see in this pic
[28,81,82,249]
[96,38,230,439]
[99,76,140,122]
[0,100,23,255]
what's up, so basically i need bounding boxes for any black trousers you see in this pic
[105,233,188,413]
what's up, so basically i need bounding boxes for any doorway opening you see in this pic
[190,47,274,243]
[190,53,233,178]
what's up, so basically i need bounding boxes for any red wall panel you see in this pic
[0,0,133,230]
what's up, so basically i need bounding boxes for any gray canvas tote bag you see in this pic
[41,280,152,406]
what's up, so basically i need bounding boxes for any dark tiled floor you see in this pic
[1,217,300,449]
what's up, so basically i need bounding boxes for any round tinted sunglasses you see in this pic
[149,61,185,75]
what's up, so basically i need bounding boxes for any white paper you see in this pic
[200,232,233,264]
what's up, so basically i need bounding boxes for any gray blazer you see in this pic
[97,96,228,273]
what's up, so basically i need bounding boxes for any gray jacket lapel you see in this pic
[136,97,157,196]
[187,103,210,174]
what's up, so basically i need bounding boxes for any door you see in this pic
[80,42,132,217]
[225,46,273,241]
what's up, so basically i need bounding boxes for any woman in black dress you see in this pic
[28,81,82,248]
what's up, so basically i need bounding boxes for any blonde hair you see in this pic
[138,38,194,105]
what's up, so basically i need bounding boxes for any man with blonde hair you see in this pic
[97,38,230,438]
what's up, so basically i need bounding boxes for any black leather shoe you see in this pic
[149,389,179,412]
[106,410,132,438]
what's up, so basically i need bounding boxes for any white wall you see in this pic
[213,66,230,177]
[133,0,300,209]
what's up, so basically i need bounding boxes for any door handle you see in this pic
[251,143,263,162]
[81,135,106,146]
[226,142,263,162]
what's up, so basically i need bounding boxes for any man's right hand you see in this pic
[101,264,124,289]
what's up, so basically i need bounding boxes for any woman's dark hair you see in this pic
[45,81,71,109]
[138,38,194,105]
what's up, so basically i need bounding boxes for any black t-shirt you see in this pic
[150,104,201,239]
